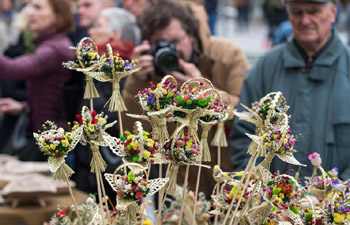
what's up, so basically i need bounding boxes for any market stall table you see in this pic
[0,189,88,225]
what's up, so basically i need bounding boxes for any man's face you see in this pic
[150,19,193,62]
[121,0,148,18]
[288,2,336,48]
[88,16,110,44]
[78,0,103,30]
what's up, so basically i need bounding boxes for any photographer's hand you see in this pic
[171,59,202,85]
[132,40,155,81]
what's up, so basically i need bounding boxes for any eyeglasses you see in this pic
[171,33,188,45]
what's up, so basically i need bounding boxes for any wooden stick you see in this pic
[157,164,163,225]
[231,176,261,225]
[214,183,220,225]
[126,210,130,225]
[222,154,257,225]
[159,164,175,214]
[90,98,94,112]
[140,162,152,225]
[191,166,202,224]
[228,155,257,225]
[178,164,190,225]
[98,171,111,225]
[217,146,221,167]
[118,111,123,135]
[214,146,221,225]
[65,174,83,225]
[96,171,106,225]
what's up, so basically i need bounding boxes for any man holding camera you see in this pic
[230,0,350,180]
[122,0,249,195]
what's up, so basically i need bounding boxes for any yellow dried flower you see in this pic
[143,150,151,159]
[61,139,69,148]
[334,213,345,224]
[130,142,138,150]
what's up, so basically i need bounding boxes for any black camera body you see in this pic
[147,39,179,76]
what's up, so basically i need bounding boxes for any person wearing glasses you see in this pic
[122,0,250,196]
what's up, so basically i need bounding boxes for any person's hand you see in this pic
[132,40,154,81]
[170,59,202,86]
[0,98,25,117]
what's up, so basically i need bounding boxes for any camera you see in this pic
[147,39,179,76]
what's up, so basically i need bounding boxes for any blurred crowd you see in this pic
[0,0,350,207]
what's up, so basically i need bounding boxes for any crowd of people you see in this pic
[0,0,349,206]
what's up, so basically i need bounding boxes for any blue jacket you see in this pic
[230,32,350,180]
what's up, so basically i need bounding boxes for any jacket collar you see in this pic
[198,53,214,79]
[282,30,343,69]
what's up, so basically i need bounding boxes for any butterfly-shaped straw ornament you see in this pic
[113,121,168,168]
[159,130,210,196]
[235,92,290,157]
[85,43,140,112]
[104,163,169,224]
[72,106,118,173]
[34,121,84,225]
[34,121,81,180]
[62,37,102,99]
[128,75,178,145]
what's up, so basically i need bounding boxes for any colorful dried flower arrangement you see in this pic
[138,78,177,111]
[300,208,325,225]
[263,173,300,212]
[251,97,288,125]
[223,183,251,210]
[45,206,71,225]
[73,39,100,68]
[115,170,150,203]
[119,130,158,163]
[199,98,228,122]
[63,37,100,71]
[325,192,350,224]
[161,133,200,163]
[34,121,73,157]
[72,109,107,145]
[100,54,137,76]
[173,82,213,118]
[260,127,297,155]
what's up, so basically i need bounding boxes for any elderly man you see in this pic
[230,0,350,180]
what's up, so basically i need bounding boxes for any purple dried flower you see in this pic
[147,93,155,105]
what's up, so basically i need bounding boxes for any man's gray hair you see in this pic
[100,7,141,45]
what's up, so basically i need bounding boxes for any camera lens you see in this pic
[154,47,179,74]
